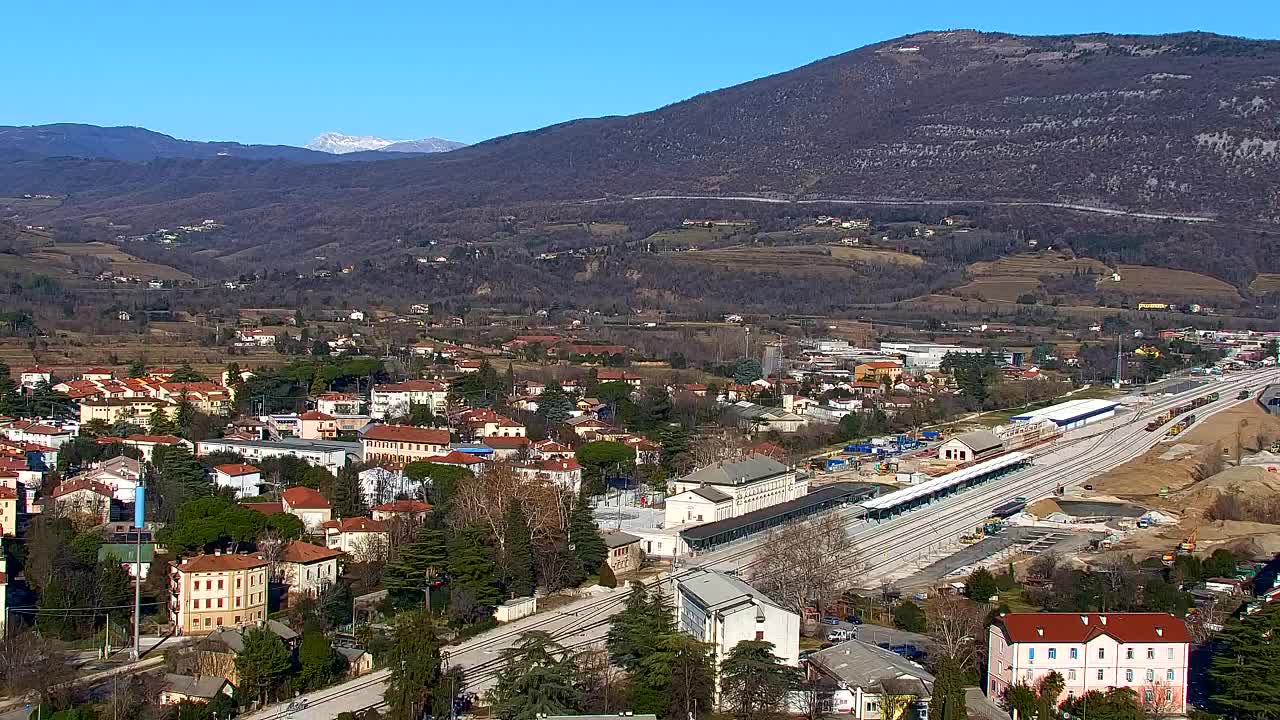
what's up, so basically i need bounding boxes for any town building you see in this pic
[123,434,191,461]
[361,425,451,466]
[159,674,234,705]
[0,487,18,535]
[370,380,449,420]
[879,342,985,370]
[169,552,269,635]
[853,360,905,383]
[196,437,360,475]
[212,464,263,499]
[323,517,389,556]
[19,366,52,388]
[371,499,432,522]
[280,486,332,531]
[316,392,363,416]
[297,411,338,440]
[987,612,1191,713]
[49,478,114,524]
[78,397,174,426]
[601,530,642,574]
[279,540,342,597]
[674,569,800,706]
[0,420,73,449]
[724,401,807,433]
[668,455,808,523]
[79,455,142,501]
[515,457,583,493]
[806,640,934,718]
[938,430,1005,464]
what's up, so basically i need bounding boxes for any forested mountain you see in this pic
[1,30,1278,284]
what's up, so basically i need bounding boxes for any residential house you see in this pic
[531,440,574,460]
[674,569,800,707]
[157,382,232,416]
[854,360,905,383]
[81,455,143,502]
[566,415,611,439]
[371,499,432,522]
[50,478,114,524]
[194,620,299,686]
[370,380,449,420]
[279,540,342,597]
[725,401,807,433]
[807,640,934,718]
[123,434,191,462]
[159,674,234,705]
[211,464,262,499]
[482,435,531,460]
[0,487,17,535]
[596,369,643,387]
[337,646,374,677]
[0,420,73,449]
[620,435,661,465]
[515,457,583,493]
[315,392,363,416]
[938,431,1004,464]
[280,486,332,531]
[297,411,338,440]
[601,530,642,574]
[361,425,451,466]
[987,612,1191,714]
[323,517,389,557]
[19,366,52,388]
[169,552,269,635]
[235,328,278,346]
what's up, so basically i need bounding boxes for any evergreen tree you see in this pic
[966,567,999,602]
[606,583,674,672]
[148,407,178,435]
[384,525,448,607]
[174,396,196,437]
[384,610,446,720]
[504,503,536,597]
[447,526,501,619]
[931,657,968,720]
[732,358,763,385]
[170,362,207,383]
[489,632,583,720]
[1211,602,1280,719]
[126,359,146,378]
[567,495,606,579]
[298,626,340,690]
[235,627,292,706]
[535,383,574,424]
[659,423,690,473]
[637,632,715,720]
[151,444,212,521]
[718,640,803,720]
[328,465,368,518]
[1061,688,1144,720]
[892,600,926,633]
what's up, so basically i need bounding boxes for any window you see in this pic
[1067,691,1075,699]
[866,702,880,713]
[217,617,223,627]
[1048,648,1057,660]
[1029,648,1036,660]
[1125,670,1134,682]
[1070,648,1079,660]
[1165,689,1173,702]
[236,578,242,589]
[217,598,223,608]
[204,618,211,627]
[1145,689,1154,703]
[1166,669,1175,681]
[235,597,241,608]
[1024,669,1033,681]
[205,599,212,609]
[205,580,212,590]
[1126,648,1134,660]
[1167,648,1175,660]
[1097,670,1105,681]
[235,615,241,624]
[1146,669,1155,682]
[1146,648,1154,660]
[1068,670,1076,681]
[1098,647,1105,659]
[217,579,224,590]
[756,631,765,641]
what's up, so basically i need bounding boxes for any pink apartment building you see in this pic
[988,612,1190,714]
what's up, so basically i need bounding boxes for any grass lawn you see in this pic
[998,587,1039,613]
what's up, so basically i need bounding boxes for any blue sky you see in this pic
[5,1,1277,146]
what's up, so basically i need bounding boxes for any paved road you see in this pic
[243,369,1279,720]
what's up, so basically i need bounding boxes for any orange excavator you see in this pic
[1177,530,1198,556]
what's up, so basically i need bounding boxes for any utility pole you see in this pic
[131,484,145,662]
[1113,333,1123,390]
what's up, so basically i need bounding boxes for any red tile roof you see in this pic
[373,380,448,393]
[323,517,387,533]
[214,463,260,477]
[124,434,184,445]
[297,411,335,421]
[51,478,113,499]
[997,613,1191,644]
[523,457,581,473]
[371,499,431,514]
[483,436,530,449]
[174,553,269,573]
[426,450,485,466]
[280,540,342,564]
[362,425,450,445]
[281,486,331,510]
[241,501,284,515]
[0,486,17,500]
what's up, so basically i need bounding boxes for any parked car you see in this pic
[845,614,863,625]
[828,628,854,642]
[912,592,929,601]
[821,616,840,625]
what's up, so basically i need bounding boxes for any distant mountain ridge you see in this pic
[305,132,466,155]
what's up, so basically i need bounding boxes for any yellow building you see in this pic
[79,397,174,426]
[0,487,16,537]
[854,361,905,383]
[169,552,269,635]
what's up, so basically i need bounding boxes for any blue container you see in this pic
[134,486,145,529]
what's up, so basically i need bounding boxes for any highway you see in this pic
[243,368,1278,720]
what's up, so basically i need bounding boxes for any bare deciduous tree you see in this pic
[925,595,983,669]
[1140,680,1180,719]
[451,463,575,551]
[749,513,861,616]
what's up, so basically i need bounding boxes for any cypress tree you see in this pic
[329,465,368,518]
[567,495,606,579]
[448,525,502,616]
[384,525,448,607]
[504,503,535,597]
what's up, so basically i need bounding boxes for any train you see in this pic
[991,497,1029,519]
[1144,392,1219,431]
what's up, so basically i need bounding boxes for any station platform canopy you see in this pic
[861,451,1031,515]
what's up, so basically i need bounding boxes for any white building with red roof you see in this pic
[50,477,114,524]
[360,425,451,466]
[987,612,1191,713]
[211,464,263,499]
[122,434,191,461]
[531,439,574,460]
[371,499,432,522]
[297,411,338,440]
[370,380,448,420]
[280,486,332,530]
[279,540,342,597]
[516,457,583,493]
[0,420,74,449]
[19,366,52,389]
[323,517,389,556]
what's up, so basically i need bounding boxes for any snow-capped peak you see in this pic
[305,132,395,154]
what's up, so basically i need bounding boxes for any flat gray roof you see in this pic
[679,455,790,487]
